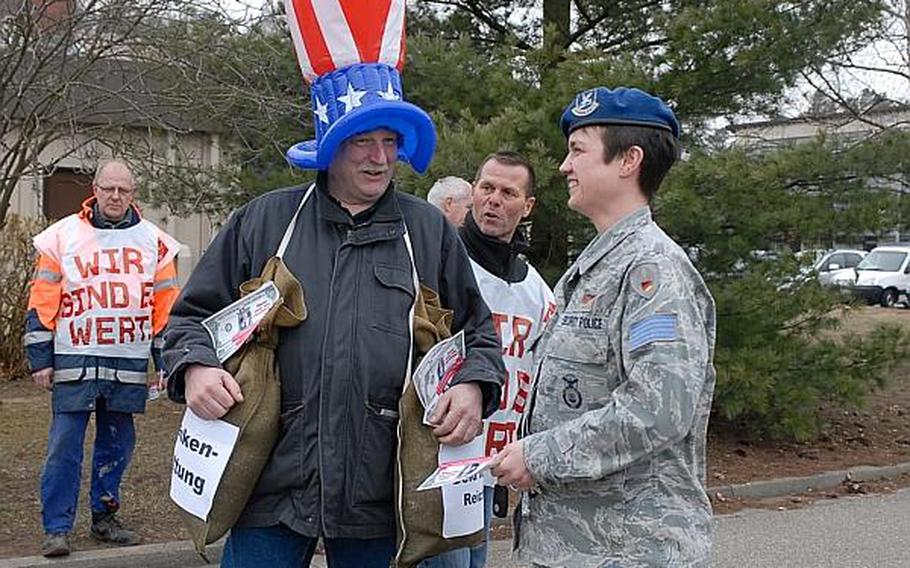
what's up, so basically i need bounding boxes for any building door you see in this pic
[43,169,92,220]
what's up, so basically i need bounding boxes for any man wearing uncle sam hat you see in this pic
[491,86,717,567]
[163,1,504,566]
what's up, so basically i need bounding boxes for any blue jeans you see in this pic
[40,405,136,534]
[221,525,396,568]
[418,486,494,568]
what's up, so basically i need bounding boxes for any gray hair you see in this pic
[426,176,471,208]
[93,158,136,188]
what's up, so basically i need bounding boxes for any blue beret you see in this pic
[560,87,680,139]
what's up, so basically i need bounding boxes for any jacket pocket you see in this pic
[371,263,415,338]
[535,354,618,426]
[536,355,628,494]
[254,403,308,490]
[351,400,399,507]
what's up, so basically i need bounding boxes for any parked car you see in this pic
[852,245,910,307]
[779,249,864,290]
[814,249,866,287]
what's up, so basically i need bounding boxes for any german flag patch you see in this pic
[629,262,659,300]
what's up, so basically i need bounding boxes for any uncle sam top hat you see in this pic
[284,0,436,173]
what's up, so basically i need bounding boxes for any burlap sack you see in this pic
[181,256,306,554]
[393,285,483,568]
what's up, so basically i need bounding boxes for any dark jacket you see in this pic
[164,180,504,539]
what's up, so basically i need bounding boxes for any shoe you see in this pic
[41,533,70,557]
[90,512,141,546]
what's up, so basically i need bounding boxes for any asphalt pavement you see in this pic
[712,487,910,568]
[478,489,910,568]
[4,486,910,568]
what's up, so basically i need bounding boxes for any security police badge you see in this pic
[571,89,599,117]
[561,373,583,409]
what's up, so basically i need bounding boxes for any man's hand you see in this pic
[32,368,53,391]
[185,364,244,420]
[147,370,166,390]
[490,441,534,491]
[431,382,484,446]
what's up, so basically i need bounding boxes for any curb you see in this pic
[4,461,910,568]
[0,540,223,568]
[709,461,910,500]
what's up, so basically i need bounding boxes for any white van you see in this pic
[853,245,910,307]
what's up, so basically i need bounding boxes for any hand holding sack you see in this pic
[179,255,306,554]
[394,285,483,568]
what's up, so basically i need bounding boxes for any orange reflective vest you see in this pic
[30,208,180,383]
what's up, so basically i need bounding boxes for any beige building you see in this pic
[730,105,909,150]
[730,102,910,245]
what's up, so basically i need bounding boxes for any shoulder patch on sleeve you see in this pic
[628,313,678,351]
[629,262,660,300]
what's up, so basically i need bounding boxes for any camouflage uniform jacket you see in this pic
[516,207,716,567]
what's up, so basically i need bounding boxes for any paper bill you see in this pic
[412,330,465,426]
[416,455,494,492]
[202,281,280,362]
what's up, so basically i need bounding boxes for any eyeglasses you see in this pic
[94,184,135,197]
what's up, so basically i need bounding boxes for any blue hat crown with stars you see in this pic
[283,0,436,173]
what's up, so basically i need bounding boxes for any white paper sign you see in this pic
[169,408,240,521]
[412,330,465,426]
[202,281,280,362]
[439,438,486,538]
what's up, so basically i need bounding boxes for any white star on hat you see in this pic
[337,83,367,114]
[377,81,400,101]
[313,97,329,124]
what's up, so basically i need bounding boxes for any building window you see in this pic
[43,168,92,220]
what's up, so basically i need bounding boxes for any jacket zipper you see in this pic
[318,227,350,537]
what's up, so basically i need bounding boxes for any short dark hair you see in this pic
[598,125,679,202]
[474,151,537,197]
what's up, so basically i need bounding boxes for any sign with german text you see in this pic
[169,409,240,520]
[438,438,487,537]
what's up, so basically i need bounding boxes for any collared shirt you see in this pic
[91,203,138,230]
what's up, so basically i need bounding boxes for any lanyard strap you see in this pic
[276,183,316,259]
[402,226,419,388]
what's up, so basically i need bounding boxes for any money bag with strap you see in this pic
[394,262,484,567]
[182,186,311,554]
